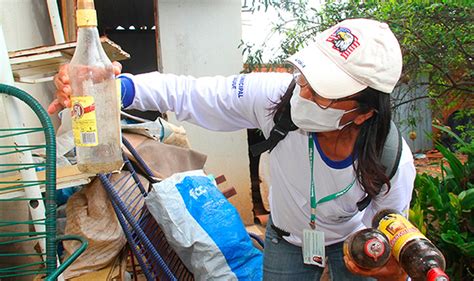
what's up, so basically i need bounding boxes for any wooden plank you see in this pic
[101,38,131,61]
[16,75,55,84]
[9,37,129,60]
[9,51,65,66]
[10,51,68,78]
[61,0,77,42]
[0,178,91,200]
[154,0,163,72]
[8,37,129,83]
[0,165,90,188]
[13,62,66,78]
[0,165,95,198]
[9,42,75,58]
[46,0,66,44]
[10,48,71,82]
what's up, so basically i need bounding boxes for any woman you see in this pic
[50,18,415,280]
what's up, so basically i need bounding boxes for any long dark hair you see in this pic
[351,87,391,197]
[270,84,392,197]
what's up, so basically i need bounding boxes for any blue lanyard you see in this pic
[308,134,356,229]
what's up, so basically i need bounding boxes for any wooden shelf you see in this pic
[8,37,130,84]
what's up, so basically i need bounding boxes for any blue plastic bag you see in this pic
[146,170,263,280]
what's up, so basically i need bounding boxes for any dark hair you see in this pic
[351,87,391,197]
[270,84,391,197]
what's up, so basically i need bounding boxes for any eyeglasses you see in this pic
[292,68,309,88]
[292,68,358,109]
[292,68,334,109]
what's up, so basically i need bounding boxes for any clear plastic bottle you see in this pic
[373,209,449,281]
[69,0,122,173]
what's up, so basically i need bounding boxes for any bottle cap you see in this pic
[76,0,97,27]
[426,267,449,281]
[343,228,391,269]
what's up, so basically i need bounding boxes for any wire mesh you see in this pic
[98,148,194,281]
[0,84,87,280]
[0,84,57,279]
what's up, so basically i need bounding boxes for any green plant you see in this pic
[410,125,473,280]
[241,1,473,117]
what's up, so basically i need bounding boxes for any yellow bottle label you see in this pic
[71,96,98,147]
[377,213,425,261]
[76,9,97,27]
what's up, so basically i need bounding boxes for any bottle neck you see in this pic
[72,27,110,66]
[77,27,100,38]
[75,27,102,49]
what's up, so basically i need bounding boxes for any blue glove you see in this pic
[118,76,135,108]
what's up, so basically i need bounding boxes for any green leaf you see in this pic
[433,124,468,148]
[425,176,445,210]
[436,143,465,186]
[461,242,474,258]
[441,230,465,247]
[441,231,474,257]
[448,193,462,216]
[409,203,427,234]
[459,189,474,211]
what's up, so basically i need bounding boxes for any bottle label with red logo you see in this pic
[71,96,98,147]
[377,213,426,261]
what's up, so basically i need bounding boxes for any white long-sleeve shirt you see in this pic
[124,71,416,246]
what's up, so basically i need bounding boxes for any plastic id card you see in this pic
[303,228,325,267]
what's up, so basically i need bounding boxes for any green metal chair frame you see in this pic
[0,84,87,280]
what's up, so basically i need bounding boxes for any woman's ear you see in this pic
[354,109,375,125]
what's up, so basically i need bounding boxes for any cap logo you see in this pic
[326,27,360,60]
[294,58,306,68]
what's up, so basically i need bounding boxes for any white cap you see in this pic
[286,18,402,99]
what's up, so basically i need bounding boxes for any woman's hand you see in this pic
[344,254,408,281]
[47,61,122,114]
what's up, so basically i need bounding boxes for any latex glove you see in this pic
[47,61,123,114]
[344,254,408,281]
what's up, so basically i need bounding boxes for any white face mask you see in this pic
[290,85,358,132]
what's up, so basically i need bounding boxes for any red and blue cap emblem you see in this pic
[326,27,360,60]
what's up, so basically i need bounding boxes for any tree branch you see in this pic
[392,95,431,110]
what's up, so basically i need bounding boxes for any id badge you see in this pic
[302,229,325,267]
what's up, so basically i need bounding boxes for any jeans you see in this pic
[263,216,375,281]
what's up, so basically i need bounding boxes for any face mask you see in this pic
[290,85,358,132]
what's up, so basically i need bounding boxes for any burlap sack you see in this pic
[62,172,147,279]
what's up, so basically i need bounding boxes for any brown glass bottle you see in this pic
[343,228,391,269]
[373,209,449,281]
